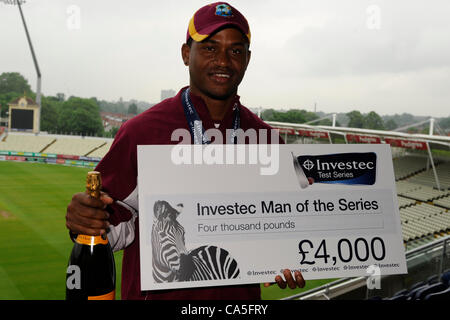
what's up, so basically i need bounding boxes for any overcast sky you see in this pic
[1,0,449,117]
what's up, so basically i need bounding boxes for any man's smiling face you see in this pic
[182,27,251,101]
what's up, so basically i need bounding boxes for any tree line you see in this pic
[261,108,389,130]
[261,108,450,134]
[1,72,449,137]
[0,72,135,137]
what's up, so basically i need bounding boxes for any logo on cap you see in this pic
[215,4,233,18]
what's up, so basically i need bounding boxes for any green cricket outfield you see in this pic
[0,161,335,300]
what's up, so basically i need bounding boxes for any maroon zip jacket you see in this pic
[96,87,282,300]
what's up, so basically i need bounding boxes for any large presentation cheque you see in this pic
[137,144,407,290]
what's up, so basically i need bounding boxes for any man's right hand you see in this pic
[66,192,113,236]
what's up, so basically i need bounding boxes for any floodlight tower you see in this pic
[17,1,41,133]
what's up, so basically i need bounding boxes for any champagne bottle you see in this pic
[66,171,116,300]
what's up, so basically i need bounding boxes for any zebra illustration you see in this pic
[151,200,240,283]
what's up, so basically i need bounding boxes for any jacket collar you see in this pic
[183,86,241,131]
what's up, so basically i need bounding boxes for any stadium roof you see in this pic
[267,121,450,147]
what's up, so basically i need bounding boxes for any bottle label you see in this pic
[75,234,108,246]
[88,290,115,300]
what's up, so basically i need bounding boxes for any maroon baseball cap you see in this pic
[187,2,251,44]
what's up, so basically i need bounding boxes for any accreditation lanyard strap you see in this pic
[181,88,240,144]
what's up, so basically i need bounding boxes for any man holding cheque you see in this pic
[65,2,305,300]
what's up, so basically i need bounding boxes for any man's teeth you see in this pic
[215,73,230,78]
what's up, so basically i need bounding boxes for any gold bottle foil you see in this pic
[86,171,102,199]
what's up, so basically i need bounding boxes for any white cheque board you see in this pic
[137,144,407,290]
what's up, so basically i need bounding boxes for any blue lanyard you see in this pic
[181,88,240,144]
